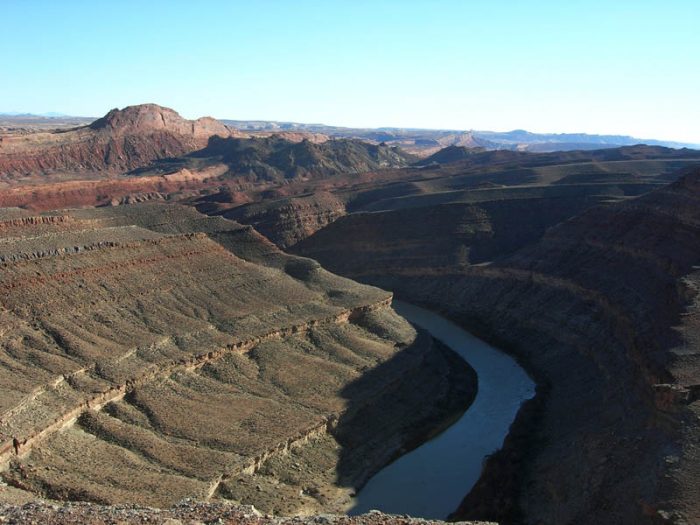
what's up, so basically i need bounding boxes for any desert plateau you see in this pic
[2,1,699,524]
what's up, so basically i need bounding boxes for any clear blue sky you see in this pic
[2,0,699,142]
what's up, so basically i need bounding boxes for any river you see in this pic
[348,301,535,519]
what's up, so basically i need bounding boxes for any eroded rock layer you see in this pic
[293,168,700,524]
[190,135,415,182]
[215,146,700,257]
[0,104,232,177]
[0,204,475,515]
[222,192,348,249]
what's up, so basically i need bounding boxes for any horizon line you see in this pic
[1,107,698,147]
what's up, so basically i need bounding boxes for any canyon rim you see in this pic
[2,2,700,524]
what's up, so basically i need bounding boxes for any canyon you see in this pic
[0,105,414,212]
[0,203,475,516]
[291,165,700,525]
[1,103,700,525]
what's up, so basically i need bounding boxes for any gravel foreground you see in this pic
[0,500,495,525]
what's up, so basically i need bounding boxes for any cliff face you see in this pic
[88,104,229,138]
[192,135,415,182]
[205,145,700,260]
[422,173,700,524]
[0,204,475,515]
[0,164,230,211]
[0,104,232,177]
[292,193,607,273]
[292,168,700,524]
[220,192,348,249]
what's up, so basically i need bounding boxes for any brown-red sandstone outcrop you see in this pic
[0,104,233,177]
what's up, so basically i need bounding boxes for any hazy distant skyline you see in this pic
[2,0,699,143]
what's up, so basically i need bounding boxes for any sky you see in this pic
[2,0,699,143]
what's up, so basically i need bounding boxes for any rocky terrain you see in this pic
[0,204,475,516]
[221,120,700,153]
[414,146,486,166]
[0,104,233,178]
[4,101,700,525]
[0,115,95,135]
[0,105,414,211]
[207,145,700,258]
[288,163,700,524]
[186,135,414,182]
[7,112,698,156]
[218,124,498,156]
[219,192,348,249]
[0,500,493,525]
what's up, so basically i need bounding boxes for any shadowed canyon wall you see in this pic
[3,110,700,525]
[292,168,700,524]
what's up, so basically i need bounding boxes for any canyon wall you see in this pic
[293,169,700,524]
[0,204,475,515]
[222,192,348,248]
[217,147,700,258]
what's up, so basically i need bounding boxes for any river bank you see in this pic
[349,302,535,519]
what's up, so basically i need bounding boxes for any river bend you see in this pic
[349,301,535,519]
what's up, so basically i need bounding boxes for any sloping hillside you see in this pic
[0,204,474,516]
[0,104,232,177]
[294,168,700,524]
[191,135,414,181]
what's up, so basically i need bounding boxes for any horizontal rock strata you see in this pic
[0,104,232,177]
[292,168,700,524]
[0,204,475,516]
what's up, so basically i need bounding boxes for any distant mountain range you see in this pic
[476,129,698,151]
[2,110,697,153]
[0,104,412,181]
[222,119,699,152]
[0,111,73,118]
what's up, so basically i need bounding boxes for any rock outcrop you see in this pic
[0,104,232,177]
[0,501,495,525]
[294,167,700,524]
[292,191,609,273]
[0,106,416,211]
[208,145,700,257]
[192,135,414,182]
[0,204,475,516]
[414,145,486,166]
[220,192,348,249]
[0,164,230,211]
